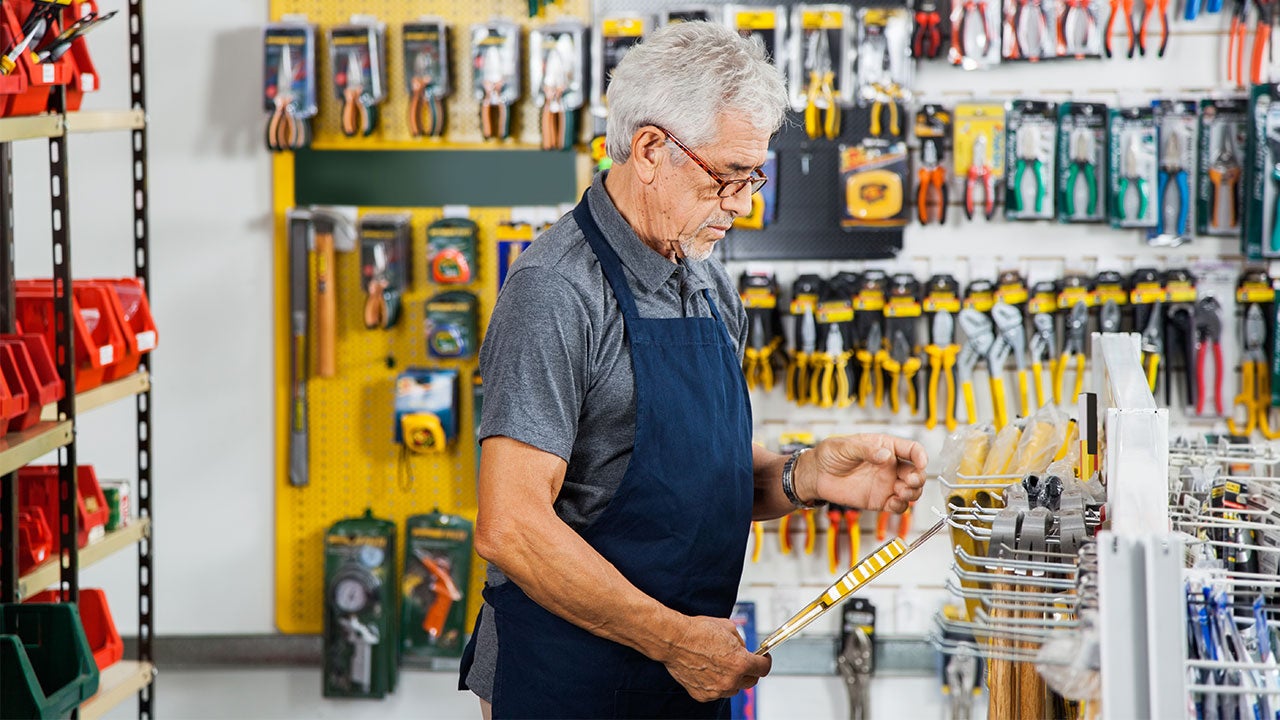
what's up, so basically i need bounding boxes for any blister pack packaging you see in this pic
[1148,99,1198,246]
[529,21,587,151]
[790,4,853,115]
[856,7,913,140]
[329,20,387,138]
[471,21,521,141]
[1108,106,1158,230]
[402,19,449,138]
[1196,98,1246,238]
[954,102,1007,221]
[949,0,1001,68]
[1002,0,1059,62]
[1244,85,1280,258]
[1057,102,1107,223]
[1005,100,1058,220]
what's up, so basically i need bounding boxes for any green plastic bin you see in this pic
[0,602,100,719]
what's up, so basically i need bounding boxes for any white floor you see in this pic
[100,668,984,719]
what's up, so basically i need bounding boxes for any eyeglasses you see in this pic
[658,127,769,198]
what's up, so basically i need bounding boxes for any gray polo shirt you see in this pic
[465,171,747,701]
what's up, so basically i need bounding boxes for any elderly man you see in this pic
[458,21,927,719]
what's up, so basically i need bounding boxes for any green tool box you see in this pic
[323,509,399,699]
[401,510,473,659]
[0,602,100,719]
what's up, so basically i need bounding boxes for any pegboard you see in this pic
[270,0,590,149]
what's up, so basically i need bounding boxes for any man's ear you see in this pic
[628,126,668,185]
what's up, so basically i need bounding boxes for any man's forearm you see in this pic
[478,506,684,661]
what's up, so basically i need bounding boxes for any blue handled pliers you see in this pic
[1156,129,1189,237]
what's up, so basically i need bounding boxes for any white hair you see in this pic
[605,21,789,164]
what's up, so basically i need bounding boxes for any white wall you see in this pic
[14,0,277,634]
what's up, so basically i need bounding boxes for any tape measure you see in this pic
[401,413,446,453]
[431,248,472,284]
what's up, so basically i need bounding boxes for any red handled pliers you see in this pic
[954,0,993,60]
[1194,297,1224,417]
[914,0,944,58]
[964,134,996,221]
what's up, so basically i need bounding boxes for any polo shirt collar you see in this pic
[588,171,712,295]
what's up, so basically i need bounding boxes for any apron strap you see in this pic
[573,192,641,320]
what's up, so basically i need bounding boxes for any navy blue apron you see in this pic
[459,190,754,719]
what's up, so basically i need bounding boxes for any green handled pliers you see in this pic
[1063,127,1098,217]
[1010,125,1047,214]
[1268,128,1280,253]
[1117,134,1150,221]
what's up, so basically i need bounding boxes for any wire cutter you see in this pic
[1195,297,1224,417]
[957,309,995,425]
[925,311,960,431]
[1117,135,1150,222]
[1063,128,1098,218]
[1207,129,1241,230]
[1105,0,1138,57]
[1054,302,1089,405]
[880,330,921,416]
[956,0,993,59]
[856,323,883,408]
[1228,304,1280,438]
[993,302,1031,418]
[826,505,861,573]
[340,51,371,138]
[917,141,948,225]
[787,309,817,406]
[743,314,780,392]
[1164,302,1197,409]
[408,51,445,138]
[267,45,304,152]
[964,135,997,221]
[1059,0,1099,57]
[540,43,571,151]
[480,45,511,140]
[1156,129,1190,237]
[1028,312,1057,408]
[804,31,840,141]
[811,324,853,409]
[1140,301,1164,393]
[1014,0,1053,59]
[1011,125,1047,214]
[913,0,944,58]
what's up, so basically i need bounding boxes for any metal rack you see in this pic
[0,1,155,718]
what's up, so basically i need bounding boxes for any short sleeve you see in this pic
[477,266,591,462]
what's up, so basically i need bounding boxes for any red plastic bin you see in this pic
[18,465,109,551]
[7,332,63,405]
[0,337,61,432]
[15,280,126,392]
[85,279,157,381]
[0,506,53,573]
[0,343,26,430]
[27,588,122,671]
[1,0,77,118]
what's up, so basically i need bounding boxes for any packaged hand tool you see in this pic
[324,511,399,699]
[786,276,824,406]
[263,22,316,152]
[913,0,949,59]
[810,281,855,408]
[401,511,473,659]
[1130,267,1166,391]
[1231,271,1280,437]
[954,103,1007,221]
[471,21,520,142]
[1196,98,1246,237]
[358,214,410,331]
[328,21,387,138]
[402,19,449,139]
[740,271,784,394]
[1002,0,1060,61]
[591,14,649,113]
[854,272,888,408]
[424,291,478,360]
[1057,0,1107,57]
[839,141,909,226]
[1005,101,1058,220]
[924,275,962,430]
[1107,106,1158,230]
[791,4,852,133]
[915,104,952,225]
[856,7,913,139]
[426,217,478,286]
[661,6,718,23]
[881,274,922,416]
[394,368,459,452]
[530,21,586,151]
[1244,84,1280,258]
[837,599,875,716]
[949,0,1002,68]
[1149,99,1198,246]
[1057,102,1107,223]
[726,5,786,68]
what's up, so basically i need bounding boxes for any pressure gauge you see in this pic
[332,571,375,614]
[359,544,384,568]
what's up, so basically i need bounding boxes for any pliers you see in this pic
[1266,128,1280,254]
[1013,0,1053,60]
[1053,302,1089,405]
[1207,128,1241,230]
[1028,312,1057,407]
[925,310,960,431]
[955,0,993,60]
[540,39,575,151]
[1156,129,1190,237]
[1195,297,1224,417]
[803,31,840,141]
[1140,301,1164,393]
[408,51,445,138]
[913,0,944,58]
[984,318,1014,430]
[480,45,511,140]
[1011,125,1047,214]
[1228,0,1249,87]
[1138,0,1171,56]
[1253,0,1275,85]
[856,323,883,408]
[826,505,861,573]
[993,302,1031,418]
[880,330,921,415]
[957,309,996,425]
[964,135,997,221]
[267,45,305,152]
[1117,134,1150,222]
[1164,302,1197,410]
[918,141,948,225]
[340,51,372,138]
[1105,0,1138,58]
[1228,304,1280,437]
[1063,127,1098,218]
[743,313,780,392]
[787,309,817,406]
[810,324,853,409]
[1059,0,1099,57]
[1100,298,1121,335]
[779,508,817,555]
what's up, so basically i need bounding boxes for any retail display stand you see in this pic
[0,1,156,718]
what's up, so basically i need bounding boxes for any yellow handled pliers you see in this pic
[1028,312,1057,409]
[803,31,840,140]
[1228,304,1280,438]
[1139,302,1163,394]
[1053,302,1090,406]
[957,309,996,426]
[810,324,853,408]
[993,302,1030,418]
[787,309,817,405]
[743,314,780,392]
[855,323,882,408]
[881,330,921,415]
[926,311,960,431]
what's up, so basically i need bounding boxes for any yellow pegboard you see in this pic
[272,0,593,636]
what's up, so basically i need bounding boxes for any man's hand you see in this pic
[659,615,772,702]
[797,434,927,512]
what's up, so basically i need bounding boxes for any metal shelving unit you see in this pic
[0,1,154,718]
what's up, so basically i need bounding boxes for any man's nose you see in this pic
[720,185,753,218]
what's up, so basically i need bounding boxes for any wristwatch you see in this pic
[782,448,822,509]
